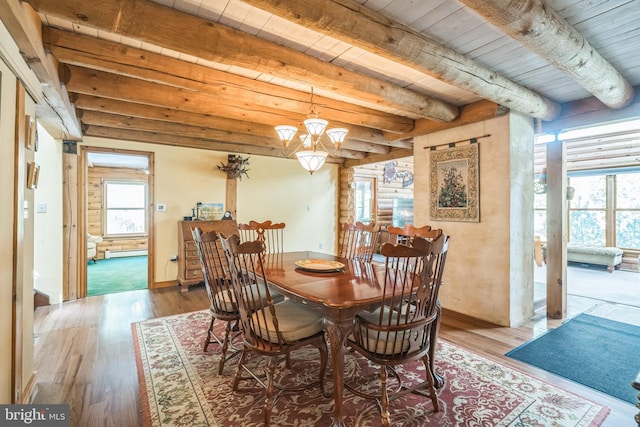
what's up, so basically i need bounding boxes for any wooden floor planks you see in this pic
[31,285,636,427]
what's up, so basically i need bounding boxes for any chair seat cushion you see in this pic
[216,283,269,312]
[352,308,411,355]
[253,299,323,343]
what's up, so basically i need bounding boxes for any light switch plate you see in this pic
[156,203,167,212]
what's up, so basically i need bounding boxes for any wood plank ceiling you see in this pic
[4,0,640,167]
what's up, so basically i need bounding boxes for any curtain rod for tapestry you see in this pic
[425,134,491,151]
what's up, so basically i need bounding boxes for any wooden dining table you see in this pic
[261,250,443,427]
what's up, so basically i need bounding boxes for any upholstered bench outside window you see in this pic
[542,243,623,273]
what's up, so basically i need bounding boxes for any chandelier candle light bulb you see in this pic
[275,88,348,174]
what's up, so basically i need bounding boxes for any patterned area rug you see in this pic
[132,311,609,426]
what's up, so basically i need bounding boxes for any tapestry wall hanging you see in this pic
[430,143,479,222]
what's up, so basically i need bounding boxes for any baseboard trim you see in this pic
[441,307,502,328]
[150,280,177,290]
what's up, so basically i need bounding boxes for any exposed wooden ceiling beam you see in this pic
[343,148,413,168]
[27,0,459,123]
[73,94,411,149]
[383,100,508,141]
[84,125,346,164]
[63,64,415,134]
[0,0,81,138]
[242,0,560,121]
[540,85,640,135]
[459,0,634,110]
[84,125,281,155]
[45,27,416,134]
[79,110,386,156]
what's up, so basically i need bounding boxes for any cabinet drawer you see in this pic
[186,258,202,268]
[185,242,197,251]
[185,268,203,279]
[185,249,199,259]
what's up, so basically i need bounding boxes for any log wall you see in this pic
[339,157,414,228]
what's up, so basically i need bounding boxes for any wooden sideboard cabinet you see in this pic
[177,220,239,292]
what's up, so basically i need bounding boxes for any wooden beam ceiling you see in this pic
[28,0,460,122]
[241,0,561,120]
[0,0,81,138]
[459,0,634,109]
[6,0,635,167]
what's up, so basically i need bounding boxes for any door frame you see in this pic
[77,146,155,299]
[354,175,377,224]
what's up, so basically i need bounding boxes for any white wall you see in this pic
[237,156,338,253]
[81,137,338,282]
[34,124,64,303]
[413,113,535,327]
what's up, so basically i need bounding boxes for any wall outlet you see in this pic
[170,255,178,261]
[156,203,167,212]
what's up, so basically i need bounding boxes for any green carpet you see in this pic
[506,312,640,404]
[87,256,148,296]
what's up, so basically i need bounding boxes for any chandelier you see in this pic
[275,88,348,174]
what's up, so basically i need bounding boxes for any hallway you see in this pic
[535,262,640,309]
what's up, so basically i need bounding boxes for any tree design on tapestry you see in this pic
[438,163,468,208]
[429,143,480,222]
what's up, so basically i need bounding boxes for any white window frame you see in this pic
[103,180,147,238]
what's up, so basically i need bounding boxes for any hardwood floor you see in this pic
[31,285,636,427]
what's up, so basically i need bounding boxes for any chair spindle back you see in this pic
[338,222,381,262]
[238,220,285,255]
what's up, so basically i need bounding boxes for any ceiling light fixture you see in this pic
[275,88,348,175]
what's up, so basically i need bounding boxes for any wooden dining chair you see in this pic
[238,220,285,254]
[386,224,443,245]
[338,221,381,262]
[220,234,330,426]
[192,227,242,375]
[346,234,450,426]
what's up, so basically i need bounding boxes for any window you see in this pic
[569,175,606,245]
[533,172,547,240]
[615,172,640,249]
[354,176,376,224]
[561,171,640,250]
[535,170,640,251]
[105,181,147,236]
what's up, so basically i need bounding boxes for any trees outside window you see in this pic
[615,173,640,249]
[535,170,640,251]
[569,175,606,245]
[566,172,640,249]
[105,181,147,236]
[534,176,547,239]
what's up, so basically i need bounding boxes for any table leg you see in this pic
[429,302,445,389]
[323,317,353,427]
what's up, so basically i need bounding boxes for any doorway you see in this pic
[81,147,154,297]
[354,175,376,224]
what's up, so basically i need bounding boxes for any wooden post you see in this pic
[62,151,79,301]
[546,138,567,319]
[225,177,237,219]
